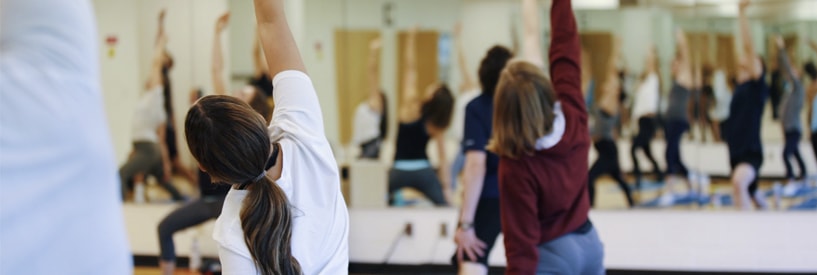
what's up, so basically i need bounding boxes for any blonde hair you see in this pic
[487,61,557,159]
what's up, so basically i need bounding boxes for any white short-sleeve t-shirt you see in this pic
[0,0,132,274]
[351,102,381,145]
[631,73,660,121]
[213,71,349,275]
[130,86,167,143]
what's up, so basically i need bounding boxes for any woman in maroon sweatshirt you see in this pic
[487,0,603,273]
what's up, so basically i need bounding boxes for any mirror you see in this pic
[98,0,817,211]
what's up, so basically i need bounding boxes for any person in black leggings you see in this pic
[388,27,455,206]
[157,170,230,274]
[630,45,663,190]
[657,29,695,205]
[588,38,634,208]
[726,0,769,210]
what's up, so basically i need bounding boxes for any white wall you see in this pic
[94,0,141,164]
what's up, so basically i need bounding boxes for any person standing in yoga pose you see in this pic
[630,45,664,191]
[388,27,455,206]
[657,29,696,206]
[725,0,769,210]
[119,10,183,202]
[451,40,513,275]
[588,37,634,208]
[775,36,808,197]
[489,0,603,273]
[183,0,349,273]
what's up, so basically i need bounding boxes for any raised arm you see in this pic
[599,37,621,114]
[738,0,762,79]
[522,0,545,68]
[367,37,383,109]
[674,29,694,88]
[212,12,229,96]
[809,40,817,53]
[253,31,269,78]
[400,27,421,115]
[454,23,478,92]
[145,24,168,90]
[254,0,306,76]
[775,36,798,83]
[547,0,583,111]
[645,44,658,75]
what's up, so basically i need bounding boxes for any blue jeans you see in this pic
[536,224,604,275]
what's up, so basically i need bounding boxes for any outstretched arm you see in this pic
[145,17,168,91]
[775,36,798,83]
[212,12,229,96]
[367,37,383,113]
[254,0,306,76]
[738,0,762,79]
[809,40,817,53]
[674,29,694,88]
[253,31,269,78]
[646,44,658,74]
[548,0,583,111]
[522,0,545,68]
[599,37,621,114]
[399,27,421,120]
[454,23,478,92]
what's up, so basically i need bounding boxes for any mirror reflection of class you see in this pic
[5,0,816,274]
[110,0,817,213]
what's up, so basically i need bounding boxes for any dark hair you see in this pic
[185,95,300,275]
[804,61,817,81]
[378,91,388,140]
[421,84,455,130]
[479,46,514,96]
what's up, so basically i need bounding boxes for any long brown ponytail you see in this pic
[184,95,300,275]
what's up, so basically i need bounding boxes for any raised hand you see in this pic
[739,0,750,13]
[369,37,382,51]
[159,9,166,23]
[215,12,230,32]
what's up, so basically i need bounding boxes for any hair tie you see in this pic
[252,170,267,183]
[237,170,267,190]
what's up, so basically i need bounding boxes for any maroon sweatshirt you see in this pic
[497,0,591,274]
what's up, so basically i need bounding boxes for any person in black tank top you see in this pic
[727,0,769,210]
[388,28,455,206]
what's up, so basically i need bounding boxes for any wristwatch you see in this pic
[457,221,473,231]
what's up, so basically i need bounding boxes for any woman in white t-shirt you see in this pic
[351,38,388,159]
[183,1,349,274]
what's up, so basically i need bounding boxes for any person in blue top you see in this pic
[725,0,770,210]
[451,45,512,274]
